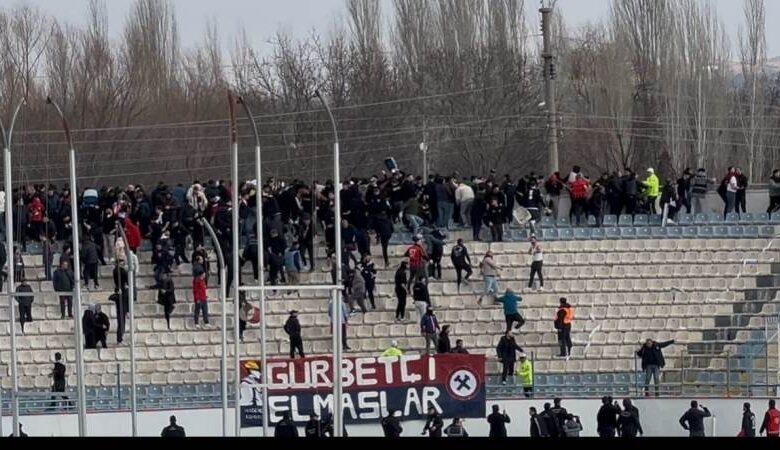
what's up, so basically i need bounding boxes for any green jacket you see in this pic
[515,359,533,386]
[643,174,660,197]
[381,347,403,357]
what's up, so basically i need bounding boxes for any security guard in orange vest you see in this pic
[554,297,574,358]
[760,399,780,437]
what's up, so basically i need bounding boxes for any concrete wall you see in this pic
[2,397,773,437]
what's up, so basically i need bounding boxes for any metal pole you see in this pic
[198,218,228,436]
[47,97,87,436]
[115,224,137,435]
[1,99,23,437]
[227,90,242,436]
[726,351,731,397]
[539,6,559,174]
[0,370,3,437]
[236,95,268,436]
[116,363,121,409]
[315,90,343,436]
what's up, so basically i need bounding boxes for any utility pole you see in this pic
[540,5,559,174]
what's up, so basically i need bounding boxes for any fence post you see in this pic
[116,363,121,410]
[726,351,731,397]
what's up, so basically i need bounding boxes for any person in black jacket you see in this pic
[617,398,643,437]
[158,272,176,329]
[450,238,473,292]
[381,410,403,437]
[539,403,560,438]
[161,415,186,437]
[679,400,711,437]
[496,330,523,384]
[741,402,756,437]
[80,236,100,289]
[284,310,304,359]
[360,255,377,310]
[47,352,70,410]
[549,398,569,438]
[487,404,511,437]
[421,406,443,437]
[596,396,620,437]
[82,309,96,349]
[394,261,408,322]
[437,325,452,353]
[15,278,34,333]
[636,338,675,397]
[304,413,324,438]
[275,411,299,438]
[529,406,548,437]
[93,304,110,349]
[53,259,75,319]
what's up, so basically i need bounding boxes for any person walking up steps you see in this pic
[394,261,408,322]
[528,236,544,290]
[495,288,524,333]
[450,238,473,292]
[478,251,500,305]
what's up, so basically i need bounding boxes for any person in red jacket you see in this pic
[760,399,780,437]
[123,217,142,252]
[27,196,45,241]
[568,174,590,226]
[192,272,209,327]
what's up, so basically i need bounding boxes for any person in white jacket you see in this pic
[455,181,474,227]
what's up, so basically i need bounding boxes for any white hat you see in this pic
[518,353,527,358]
[647,168,654,173]
[391,340,398,347]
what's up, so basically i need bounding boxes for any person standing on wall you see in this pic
[679,400,711,437]
[636,338,675,397]
[284,310,305,359]
[161,415,186,437]
[554,298,574,358]
[487,404,511,438]
[760,399,780,438]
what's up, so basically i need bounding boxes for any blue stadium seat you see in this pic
[666,226,682,238]
[512,229,529,241]
[574,227,592,240]
[556,216,571,228]
[615,373,631,385]
[711,372,726,384]
[535,374,548,386]
[649,214,663,226]
[636,226,651,238]
[682,226,697,237]
[541,228,559,240]
[597,374,614,384]
[633,214,649,226]
[753,212,770,224]
[760,225,775,238]
[582,373,598,385]
[678,213,694,226]
[587,215,598,227]
[559,228,574,240]
[693,213,709,225]
[605,227,620,239]
[707,213,723,224]
[724,212,740,224]
[651,226,667,238]
[772,212,780,224]
[591,228,605,239]
[541,216,556,228]
[566,374,581,385]
[744,225,759,236]
[697,372,711,383]
[698,226,714,237]
[603,215,618,226]
[729,225,745,237]
[550,375,565,387]
[620,227,637,239]
[618,214,633,227]
[739,212,755,224]
[713,225,729,237]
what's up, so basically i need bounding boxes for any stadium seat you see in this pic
[599,215,616,227]
[678,213,694,226]
[591,228,605,239]
[682,226,697,238]
[619,227,637,239]
[636,227,651,238]
[574,227,591,240]
[713,225,729,237]
[771,212,780,224]
[648,214,663,226]
[541,228,558,240]
[753,212,770,224]
[651,227,667,238]
[698,226,714,237]
[618,214,633,227]
[666,226,682,238]
[729,226,745,237]
[707,213,722,224]
[633,214,649,226]
[693,213,709,225]
[559,228,574,240]
[541,216,555,228]
[739,213,755,224]
[725,212,740,224]
[556,217,571,228]
[760,225,775,238]
[605,227,620,239]
[587,215,598,227]
[744,225,759,237]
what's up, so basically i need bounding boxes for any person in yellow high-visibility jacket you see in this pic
[515,353,533,398]
[381,340,404,357]
[642,168,660,214]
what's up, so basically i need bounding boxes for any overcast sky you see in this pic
[9,0,779,57]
